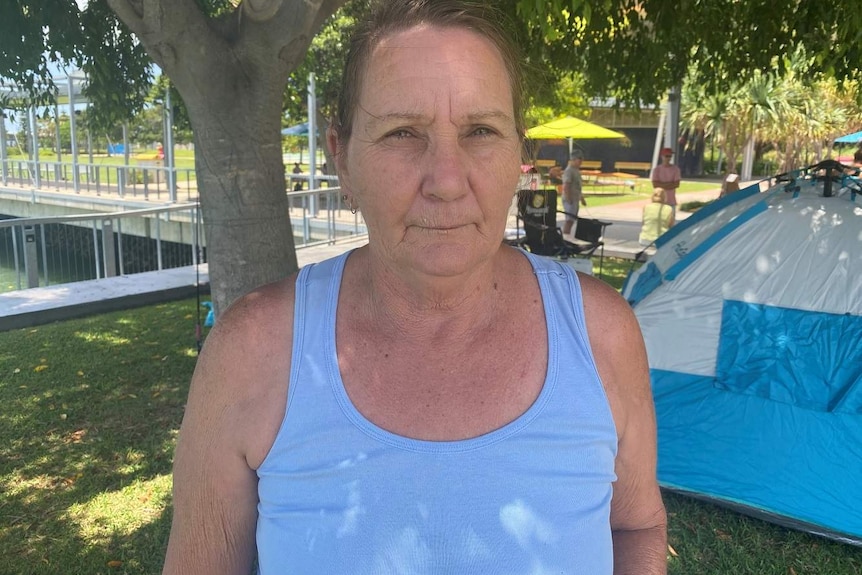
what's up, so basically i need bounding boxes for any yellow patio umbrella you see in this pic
[526,116,626,140]
[526,116,626,162]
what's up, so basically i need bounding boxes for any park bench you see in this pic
[613,161,652,176]
[580,160,602,181]
[579,160,650,195]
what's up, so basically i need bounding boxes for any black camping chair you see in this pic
[506,189,582,259]
[570,216,612,278]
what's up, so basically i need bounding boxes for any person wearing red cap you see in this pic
[651,147,681,216]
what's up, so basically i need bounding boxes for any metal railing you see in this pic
[0,184,367,295]
[0,156,344,206]
[286,180,368,248]
[0,203,205,293]
[0,158,198,202]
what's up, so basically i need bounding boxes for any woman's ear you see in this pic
[327,126,346,175]
[327,126,359,212]
[328,125,355,194]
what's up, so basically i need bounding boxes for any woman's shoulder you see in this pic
[577,275,645,381]
[213,276,296,351]
[192,275,298,468]
[577,273,650,432]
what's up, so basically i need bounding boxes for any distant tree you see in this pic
[128,107,167,148]
[283,0,371,172]
[126,76,195,148]
[682,47,862,176]
[524,74,591,128]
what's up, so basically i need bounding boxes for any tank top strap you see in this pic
[286,251,351,415]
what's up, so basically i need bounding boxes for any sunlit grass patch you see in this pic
[0,298,198,575]
[591,256,641,291]
[75,330,133,346]
[65,475,173,545]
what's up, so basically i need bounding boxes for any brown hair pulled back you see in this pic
[332,0,526,142]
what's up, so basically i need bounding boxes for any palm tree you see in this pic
[681,74,731,173]
[682,46,862,177]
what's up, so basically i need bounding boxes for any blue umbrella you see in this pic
[282,122,318,137]
[834,130,862,144]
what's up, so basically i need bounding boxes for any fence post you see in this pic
[118,167,126,197]
[0,115,8,185]
[102,219,117,277]
[23,225,39,288]
[155,217,163,270]
[29,106,41,189]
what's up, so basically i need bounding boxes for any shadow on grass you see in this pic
[0,299,201,574]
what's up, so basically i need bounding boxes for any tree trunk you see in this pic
[171,49,299,317]
[106,0,347,315]
[191,99,297,316]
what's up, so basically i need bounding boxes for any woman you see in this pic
[639,188,675,246]
[162,1,666,573]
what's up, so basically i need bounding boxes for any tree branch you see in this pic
[242,0,285,22]
[314,0,347,30]
[106,0,209,70]
[104,0,348,121]
[103,0,144,30]
[243,0,341,74]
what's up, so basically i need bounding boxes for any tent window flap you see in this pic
[715,300,862,414]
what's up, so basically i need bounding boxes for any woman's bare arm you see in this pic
[163,279,295,575]
[580,275,668,575]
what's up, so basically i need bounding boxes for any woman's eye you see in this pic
[387,129,414,139]
[471,126,495,137]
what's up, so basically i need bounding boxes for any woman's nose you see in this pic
[421,136,468,201]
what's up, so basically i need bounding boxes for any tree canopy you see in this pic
[6,0,862,130]
[516,0,862,107]
[1,1,153,129]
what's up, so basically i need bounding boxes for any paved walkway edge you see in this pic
[0,236,373,333]
[0,266,211,332]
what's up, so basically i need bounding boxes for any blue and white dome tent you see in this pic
[623,159,862,545]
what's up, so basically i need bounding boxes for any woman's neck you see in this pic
[345,247,512,340]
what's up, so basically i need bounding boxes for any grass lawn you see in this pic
[2,269,861,574]
[0,301,199,574]
[581,179,721,208]
[6,150,197,171]
[596,255,641,290]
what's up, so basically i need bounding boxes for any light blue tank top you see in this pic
[256,250,618,574]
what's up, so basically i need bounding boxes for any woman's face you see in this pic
[333,25,521,279]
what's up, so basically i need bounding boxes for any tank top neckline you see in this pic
[323,250,561,454]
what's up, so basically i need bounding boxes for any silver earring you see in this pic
[342,193,357,214]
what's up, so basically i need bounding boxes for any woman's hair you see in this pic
[652,188,667,203]
[332,0,526,142]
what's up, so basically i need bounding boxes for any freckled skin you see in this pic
[333,26,522,285]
